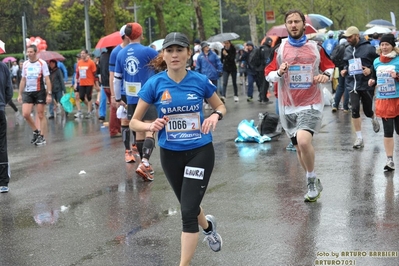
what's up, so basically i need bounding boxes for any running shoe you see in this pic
[35,135,46,146]
[286,142,296,152]
[84,112,93,119]
[31,131,39,144]
[125,150,136,163]
[0,186,9,193]
[353,138,364,149]
[372,116,380,133]
[74,111,82,118]
[331,104,337,113]
[384,158,395,171]
[136,162,154,181]
[131,145,140,159]
[304,177,323,202]
[234,96,239,102]
[247,97,253,102]
[203,215,222,252]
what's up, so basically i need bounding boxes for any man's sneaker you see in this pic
[125,150,136,163]
[203,215,222,252]
[343,109,350,113]
[0,186,9,193]
[286,142,296,152]
[35,135,46,146]
[304,177,323,202]
[74,111,82,118]
[136,162,154,181]
[98,116,105,122]
[372,116,380,133]
[331,104,337,113]
[84,112,93,119]
[384,158,395,171]
[234,96,239,102]
[31,131,39,144]
[247,97,253,102]
[131,145,140,159]
[15,111,24,125]
[353,138,364,149]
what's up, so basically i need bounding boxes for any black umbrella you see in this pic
[366,19,395,29]
[207,32,240,42]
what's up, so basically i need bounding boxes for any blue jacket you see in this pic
[57,61,68,83]
[195,50,223,81]
[0,62,13,111]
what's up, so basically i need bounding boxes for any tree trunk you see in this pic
[102,0,116,34]
[154,2,167,39]
[193,0,206,41]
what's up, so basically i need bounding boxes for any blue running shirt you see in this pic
[114,43,158,104]
[138,70,217,151]
[109,45,125,95]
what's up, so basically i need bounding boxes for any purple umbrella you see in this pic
[2,56,16,63]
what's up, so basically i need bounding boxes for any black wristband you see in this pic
[212,110,223,120]
[115,99,121,102]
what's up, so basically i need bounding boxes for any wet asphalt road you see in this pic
[1,87,399,266]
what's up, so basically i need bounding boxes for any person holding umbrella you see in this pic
[47,59,66,119]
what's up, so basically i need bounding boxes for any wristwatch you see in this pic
[47,91,52,95]
[212,110,223,120]
[323,72,331,78]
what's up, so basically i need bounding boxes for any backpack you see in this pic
[249,47,262,69]
[260,112,280,135]
[330,43,346,68]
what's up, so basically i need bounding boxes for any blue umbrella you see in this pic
[305,14,333,29]
[366,19,395,29]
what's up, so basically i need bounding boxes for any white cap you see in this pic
[116,105,127,119]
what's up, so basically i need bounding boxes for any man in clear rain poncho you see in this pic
[265,9,335,202]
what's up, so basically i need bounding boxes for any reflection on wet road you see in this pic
[1,99,399,265]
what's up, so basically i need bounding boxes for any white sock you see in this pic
[356,131,362,139]
[306,171,316,178]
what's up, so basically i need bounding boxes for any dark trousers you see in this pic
[258,71,270,102]
[222,70,238,97]
[0,110,10,186]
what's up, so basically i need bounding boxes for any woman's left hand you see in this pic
[202,116,219,134]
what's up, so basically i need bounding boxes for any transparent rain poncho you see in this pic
[275,40,324,138]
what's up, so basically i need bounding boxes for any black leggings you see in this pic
[160,143,214,233]
[382,116,399,138]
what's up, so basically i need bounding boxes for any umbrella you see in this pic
[209,42,224,52]
[95,31,122,49]
[266,23,317,38]
[363,26,392,35]
[149,39,164,51]
[37,51,65,61]
[366,19,395,29]
[2,56,16,63]
[0,40,5,54]
[207,32,240,42]
[305,14,333,30]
